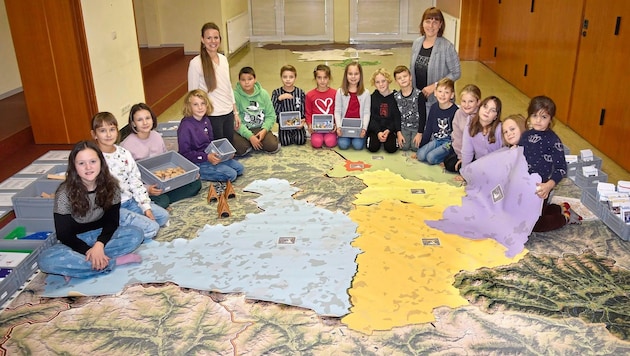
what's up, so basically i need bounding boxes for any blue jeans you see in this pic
[337,137,365,150]
[417,138,451,165]
[38,226,144,278]
[120,199,169,241]
[196,159,244,182]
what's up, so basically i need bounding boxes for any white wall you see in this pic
[0,1,22,97]
[81,0,145,123]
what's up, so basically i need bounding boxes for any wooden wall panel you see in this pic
[458,0,481,60]
[5,0,96,144]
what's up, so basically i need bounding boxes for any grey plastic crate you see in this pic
[0,239,47,286]
[580,156,602,170]
[312,114,334,132]
[279,111,301,130]
[205,138,236,162]
[602,209,630,241]
[580,187,605,219]
[136,151,200,192]
[341,118,362,138]
[11,180,62,219]
[0,270,19,307]
[575,168,608,189]
[157,121,181,137]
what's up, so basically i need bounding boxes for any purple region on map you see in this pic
[427,147,542,257]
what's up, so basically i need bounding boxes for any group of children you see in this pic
[37,58,577,281]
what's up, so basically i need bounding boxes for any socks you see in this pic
[561,202,583,225]
[116,253,143,266]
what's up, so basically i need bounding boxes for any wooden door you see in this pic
[591,2,630,168]
[522,0,582,122]
[569,0,630,158]
[494,0,531,88]
[5,0,96,144]
[478,0,499,69]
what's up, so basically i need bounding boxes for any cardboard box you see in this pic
[136,151,200,193]
[340,118,362,138]
[279,111,301,130]
[205,138,236,162]
[312,114,334,132]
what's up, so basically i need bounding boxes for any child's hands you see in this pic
[147,184,163,196]
[360,129,366,138]
[207,152,221,165]
[422,83,435,98]
[535,180,556,199]
[397,131,405,148]
[278,93,293,101]
[298,119,306,129]
[378,130,389,142]
[250,135,263,150]
[454,159,462,171]
[336,128,342,137]
[255,129,267,141]
[86,242,109,271]
[413,133,422,148]
[144,209,156,221]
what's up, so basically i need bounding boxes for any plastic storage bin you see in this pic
[11,180,62,219]
[136,151,200,193]
[157,121,181,137]
[575,168,608,189]
[312,114,334,132]
[580,187,605,219]
[340,118,362,138]
[205,138,236,162]
[0,237,51,289]
[602,209,630,241]
[279,111,301,130]
[0,270,19,307]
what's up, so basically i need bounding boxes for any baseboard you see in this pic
[0,87,23,101]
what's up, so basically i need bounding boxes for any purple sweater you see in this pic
[461,122,504,168]
[177,116,214,164]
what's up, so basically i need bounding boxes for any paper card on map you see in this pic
[0,177,36,190]
[37,150,70,161]
[372,156,384,160]
[0,193,14,207]
[278,236,296,245]
[17,164,56,175]
[422,238,440,246]
[410,189,426,194]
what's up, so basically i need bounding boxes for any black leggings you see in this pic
[210,112,235,144]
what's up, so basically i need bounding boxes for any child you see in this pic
[91,112,170,242]
[120,103,202,209]
[416,78,458,165]
[177,90,244,182]
[305,64,337,148]
[367,68,401,153]
[393,65,426,151]
[519,95,578,231]
[460,96,503,169]
[502,114,527,147]
[335,62,371,150]
[271,65,306,146]
[38,141,143,280]
[233,66,280,156]
[443,84,481,172]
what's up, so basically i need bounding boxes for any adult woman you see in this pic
[38,141,144,280]
[410,7,461,111]
[187,22,240,143]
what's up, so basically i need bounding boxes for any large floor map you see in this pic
[1,144,630,354]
